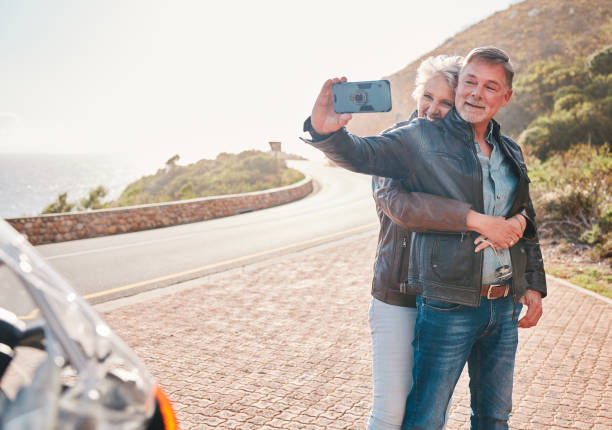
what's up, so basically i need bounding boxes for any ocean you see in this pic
[0,153,165,218]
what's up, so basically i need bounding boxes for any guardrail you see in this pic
[6,177,313,245]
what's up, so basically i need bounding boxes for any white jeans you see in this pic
[367,298,417,429]
[367,297,450,429]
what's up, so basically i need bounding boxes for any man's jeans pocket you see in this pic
[421,297,463,312]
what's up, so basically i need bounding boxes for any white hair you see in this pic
[412,55,464,101]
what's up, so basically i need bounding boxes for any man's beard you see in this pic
[457,100,488,124]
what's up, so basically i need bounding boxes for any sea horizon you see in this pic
[0,152,166,218]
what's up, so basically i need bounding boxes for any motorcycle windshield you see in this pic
[0,220,156,429]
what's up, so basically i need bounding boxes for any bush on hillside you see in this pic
[587,45,612,76]
[42,186,110,214]
[42,192,75,214]
[517,47,612,160]
[78,185,108,210]
[529,143,611,259]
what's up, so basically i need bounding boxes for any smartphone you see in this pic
[332,80,392,113]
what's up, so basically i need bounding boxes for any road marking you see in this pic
[44,233,210,260]
[82,222,378,301]
[43,199,374,260]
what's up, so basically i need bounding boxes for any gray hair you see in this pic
[463,46,514,89]
[412,55,464,101]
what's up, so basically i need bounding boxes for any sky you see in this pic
[0,0,521,164]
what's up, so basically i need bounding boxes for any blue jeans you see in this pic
[401,295,522,430]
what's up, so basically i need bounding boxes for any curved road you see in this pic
[36,161,379,303]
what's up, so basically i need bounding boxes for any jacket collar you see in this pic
[444,107,503,143]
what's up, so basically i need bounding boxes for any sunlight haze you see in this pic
[0,0,520,164]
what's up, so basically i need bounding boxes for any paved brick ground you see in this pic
[100,232,611,429]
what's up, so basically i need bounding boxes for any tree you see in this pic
[166,154,180,168]
[518,47,612,159]
[42,192,75,214]
[496,58,588,138]
[587,45,612,76]
[78,185,108,210]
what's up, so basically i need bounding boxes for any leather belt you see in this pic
[481,283,510,299]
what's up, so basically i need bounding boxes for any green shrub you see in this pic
[42,192,75,214]
[554,93,585,111]
[177,182,196,200]
[42,186,110,214]
[587,45,612,76]
[78,185,108,210]
[531,143,611,260]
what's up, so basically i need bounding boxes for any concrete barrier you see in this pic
[6,177,313,245]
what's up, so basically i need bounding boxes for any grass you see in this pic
[545,263,612,299]
[539,237,611,299]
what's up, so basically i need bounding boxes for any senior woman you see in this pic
[367,55,527,429]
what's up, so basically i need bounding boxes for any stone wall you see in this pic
[7,177,313,245]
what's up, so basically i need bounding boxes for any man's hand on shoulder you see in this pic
[518,290,543,328]
[311,77,353,135]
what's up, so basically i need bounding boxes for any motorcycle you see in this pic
[0,219,179,429]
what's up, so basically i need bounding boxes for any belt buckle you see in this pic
[486,284,509,299]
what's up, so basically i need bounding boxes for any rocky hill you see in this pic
[348,0,612,138]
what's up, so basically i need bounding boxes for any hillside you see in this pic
[348,0,612,138]
[115,151,305,206]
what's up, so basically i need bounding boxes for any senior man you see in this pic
[302,47,546,429]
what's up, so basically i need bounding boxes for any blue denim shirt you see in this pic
[476,127,519,285]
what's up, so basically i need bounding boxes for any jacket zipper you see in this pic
[399,234,409,293]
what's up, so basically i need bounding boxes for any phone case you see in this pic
[332,80,392,113]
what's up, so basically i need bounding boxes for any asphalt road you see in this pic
[36,161,379,303]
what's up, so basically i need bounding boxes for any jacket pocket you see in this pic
[430,234,474,284]
[421,297,464,312]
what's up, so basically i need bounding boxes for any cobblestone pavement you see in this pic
[99,232,612,429]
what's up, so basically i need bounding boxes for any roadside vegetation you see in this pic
[515,46,612,297]
[42,150,305,212]
[115,151,304,206]
[42,186,109,214]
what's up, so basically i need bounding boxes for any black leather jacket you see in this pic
[304,108,547,306]
[372,175,471,307]
[371,117,472,307]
